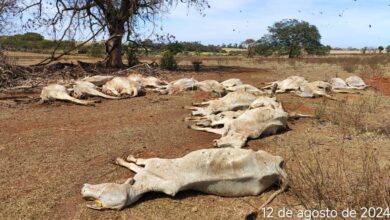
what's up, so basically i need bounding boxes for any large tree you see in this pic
[0,0,17,31]
[241,38,256,57]
[20,0,209,67]
[265,19,329,58]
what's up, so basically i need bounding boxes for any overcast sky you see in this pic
[159,0,390,48]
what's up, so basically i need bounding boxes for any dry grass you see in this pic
[314,92,389,136]
[288,140,389,213]
[288,87,390,216]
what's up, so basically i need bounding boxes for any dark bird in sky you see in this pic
[369,24,372,28]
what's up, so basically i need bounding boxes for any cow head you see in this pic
[214,133,247,148]
[81,182,141,210]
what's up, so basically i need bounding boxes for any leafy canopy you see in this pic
[255,19,330,58]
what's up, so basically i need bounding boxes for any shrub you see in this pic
[126,49,139,67]
[166,42,183,55]
[378,46,384,53]
[88,43,105,57]
[160,51,177,70]
[362,47,368,54]
[255,37,275,57]
[342,64,358,73]
[192,60,202,72]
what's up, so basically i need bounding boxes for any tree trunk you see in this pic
[105,34,123,68]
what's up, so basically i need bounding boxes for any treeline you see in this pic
[0,33,225,57]
[0,32,77,52]
[140,40,223,54]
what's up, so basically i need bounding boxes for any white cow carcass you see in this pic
[71,81,120,100]
[226,84,266,95]
[186,91,257,116]
[127,74,144,83]
[264,76,308,93]
[295,81,331,98]
[188,110,246,127]
[102,77,144,97]
[141,76,168,88]
[40,84,96,106]
[345,76,367,89]
[82,148,287,211]
[196,80,226,96]
[81,75,114,87]
[158,78,198,95]
[221,78,243,88]
[128,74,168,89]
[191,97,289,148]
[329,78,348,90]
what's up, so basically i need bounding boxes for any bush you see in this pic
[126,49,139,67]
[362,47,368,54]
[160,51,177,70]
[378,46,384,53]
[88,43,105,57]
[192,60,202,72]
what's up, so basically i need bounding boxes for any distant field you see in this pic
[4,51,102,66]
[3,50,390,78]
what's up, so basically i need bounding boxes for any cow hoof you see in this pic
[111,157,124,165]
[245,212,257,220]
[127,155,137,162]
[109,157,117,164]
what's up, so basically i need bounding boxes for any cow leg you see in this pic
[324,94,339,101]
[192,101,210,107]
[184,116,207,121]
[132,88,138,97]
[115,158,144,173]
[126,155,148,166]
[190,125,225,135]
[184,106,199,110]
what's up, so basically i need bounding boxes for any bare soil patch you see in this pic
[366,76,390,96]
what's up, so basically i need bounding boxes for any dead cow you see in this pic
[158,78,198,95]
[40,84,96,106]
[221,78,243,88]
[142,76,168,88]
[82,75,114,87]
[295,81,332,98]
[128,74,168,89]
[190,97,288,148]
[345,76,367,89]
[196,80,226,96]
[264,76,308,93]
[226,84,266,95]
[186,91,257,116]
[71,81,120,100]
[102,77,144,97]
[81,148,287,212]
[187,110,246,127]
[329,77,348,90]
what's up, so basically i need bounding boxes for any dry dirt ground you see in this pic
[0,67,389,219]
